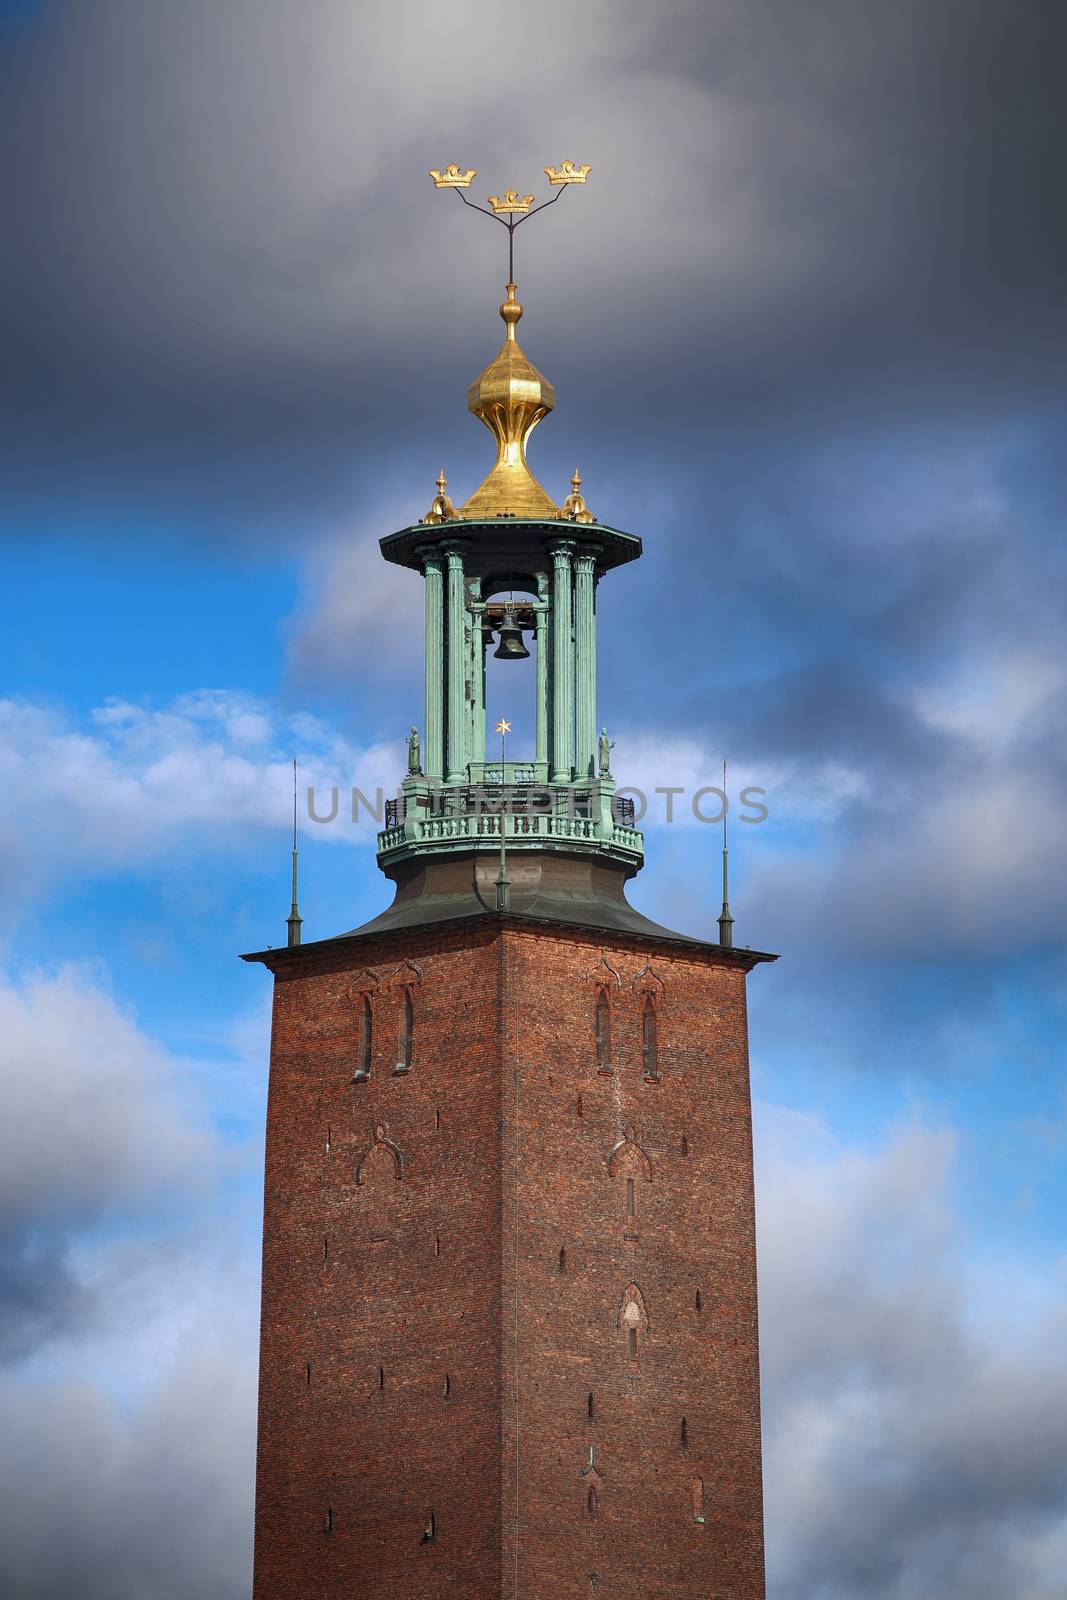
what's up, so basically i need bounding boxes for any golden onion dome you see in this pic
[460,284,559,519]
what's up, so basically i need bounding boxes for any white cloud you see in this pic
[914,650,1063,753]
[0,961,258,1595]
[0,691,406,916]
[0,964,214,1229]
[0,1326,256,1600]
[757,1103,1067,1598]
[614,729,871,830]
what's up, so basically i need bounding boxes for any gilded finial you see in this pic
[461,284,558,518]
[544,160,592,185]
[429,165,476,188]
[424,468,456,524]
[488,190,535,216]
[559,466,596,524]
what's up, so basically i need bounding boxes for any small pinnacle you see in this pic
[287,755,303,948]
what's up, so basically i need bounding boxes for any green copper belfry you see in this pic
[375,283,644,883]
[377,518,642,872]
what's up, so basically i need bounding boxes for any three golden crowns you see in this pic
[429,160,591,214]
[423,159,596,523]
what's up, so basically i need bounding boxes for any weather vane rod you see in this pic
[494,718,513,912]
[429,160,592,283]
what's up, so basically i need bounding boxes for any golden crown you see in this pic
[544,160,591,185]
[488,190,536,216]
[429,165,476,189]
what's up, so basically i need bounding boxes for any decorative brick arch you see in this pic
[350,967,382,999]
[356,1123,404,1185]
[581,953,622,991]
[607,1128,653,1181]
[630,961,665,999]
[386,959,423,989]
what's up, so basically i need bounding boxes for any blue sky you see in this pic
[3,3,1067,1596]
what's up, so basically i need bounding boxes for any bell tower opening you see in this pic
[482,585,538,759]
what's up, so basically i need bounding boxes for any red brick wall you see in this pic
[499,928,764,1600]
[253,919,764,1599]
[253,926,504,1599]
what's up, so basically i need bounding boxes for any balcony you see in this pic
[377,784,643,866]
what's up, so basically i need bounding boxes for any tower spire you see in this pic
[718,758,734,948]
[287,755,303,948]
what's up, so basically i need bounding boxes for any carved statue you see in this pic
[598,726,615,777]
[407,725,421,775]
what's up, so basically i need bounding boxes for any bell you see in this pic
[492,608,530,660]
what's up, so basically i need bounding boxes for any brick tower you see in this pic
[245,165,775,1599]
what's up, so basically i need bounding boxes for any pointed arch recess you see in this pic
[595,988,612,1074]
[396,986,414,1073]
[607,1129,653,1181]
[641,994,659,1081]
[356,1123,404,1185]
[352,992,373,1081]
[617,1281,650,1333]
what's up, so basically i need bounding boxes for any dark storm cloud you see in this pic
[0,1232,87,1363]
[2,0,1066,535]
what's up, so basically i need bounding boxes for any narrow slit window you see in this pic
[695,1289,703,1313]
[444,1374,451,1398]
[324,1507,333,1534]
[306,1361,311,1388]
[692,1478,705,1524]
[681,1134,689,1157]
[576,1094,584,1118]
[587,1392,594,1420]
[353,995,372,1080]
[595,991,611,1073]
[681,1416,688,1447]
[559,1246,567,1274]
[626,1176,635,1218]
[435,1108,441,1131]
[421,1512,436,1543]
[587,1485,598,1520]
[627,1326,638,1360]
[397,989,413,1072]
[323,1236,329,1263]
[378,1365,385,1391]
[434,1234,441,1258]
[325,1125,332,1155]
[642,997,659,1080]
